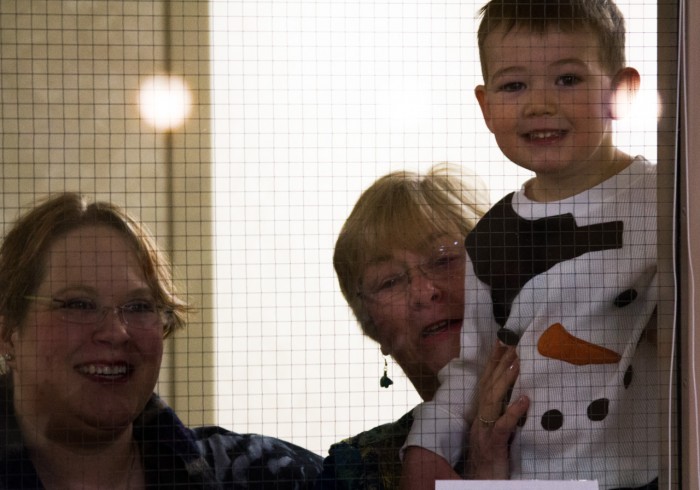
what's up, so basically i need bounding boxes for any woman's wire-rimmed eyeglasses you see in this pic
[357,243,466,305]
[24,295,170,329]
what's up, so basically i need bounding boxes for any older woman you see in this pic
[317,164,529,488]
[0,193,322,489]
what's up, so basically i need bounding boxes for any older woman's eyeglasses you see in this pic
[358,243,466,304]
[25,295,170,329]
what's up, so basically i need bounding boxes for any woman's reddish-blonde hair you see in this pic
[0,192,188,343]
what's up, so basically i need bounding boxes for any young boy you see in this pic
[400,0,659,488]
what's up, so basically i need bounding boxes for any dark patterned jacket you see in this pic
[316,411,413,490]
[316,410,465,490]
[0,376,322,489]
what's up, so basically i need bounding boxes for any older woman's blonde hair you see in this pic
[333,163,490,341]
[0,193,189,348]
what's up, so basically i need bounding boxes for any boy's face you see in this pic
[475,26,622,181]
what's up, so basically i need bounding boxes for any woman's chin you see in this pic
[44,407,136,444]
[69,388,148,432]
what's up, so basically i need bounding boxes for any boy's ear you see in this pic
[609,67,641,120]
[474,85,494,133]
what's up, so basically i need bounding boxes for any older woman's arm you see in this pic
[467,341,530,479]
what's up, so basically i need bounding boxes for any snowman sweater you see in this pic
[404,157,659,488]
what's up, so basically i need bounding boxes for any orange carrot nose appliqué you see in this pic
[537,323,622,366]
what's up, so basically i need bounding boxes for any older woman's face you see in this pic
[362,235,465,400]
[8,225,163,437]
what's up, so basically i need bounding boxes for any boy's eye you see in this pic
[497,81,526,92]
[556,74,581,86]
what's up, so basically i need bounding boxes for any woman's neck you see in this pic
[412,375,439,402]
[16,412,144,489]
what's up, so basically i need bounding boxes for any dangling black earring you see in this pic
[380,357,393,388]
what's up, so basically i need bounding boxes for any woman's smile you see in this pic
[75,361,134,383]
[420,318,463,340]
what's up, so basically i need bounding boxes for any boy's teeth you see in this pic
[529,130,560,139]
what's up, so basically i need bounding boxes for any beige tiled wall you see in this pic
[0,0,215,425]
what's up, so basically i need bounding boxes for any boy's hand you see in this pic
[399,446,459,490]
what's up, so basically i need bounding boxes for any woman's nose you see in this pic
[92,308,130,343]
[407,270,442,307]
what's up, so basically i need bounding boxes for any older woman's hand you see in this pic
[467,341,530,479]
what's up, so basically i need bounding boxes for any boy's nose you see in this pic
[524,88,556,117]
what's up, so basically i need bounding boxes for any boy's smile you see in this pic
[475,26,638,201]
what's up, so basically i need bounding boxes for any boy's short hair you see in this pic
[477,0,627,81]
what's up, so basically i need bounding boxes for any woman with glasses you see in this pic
[317,164,530,488]
[0,192,322,489]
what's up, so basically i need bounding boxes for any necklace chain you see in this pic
[124,441,139,489]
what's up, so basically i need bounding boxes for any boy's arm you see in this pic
[399,342,527,486]
[400,337,486,461]
[400,360,472,466]
[399,446,460,490]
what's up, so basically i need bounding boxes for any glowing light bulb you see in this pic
[139,75,192,131]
